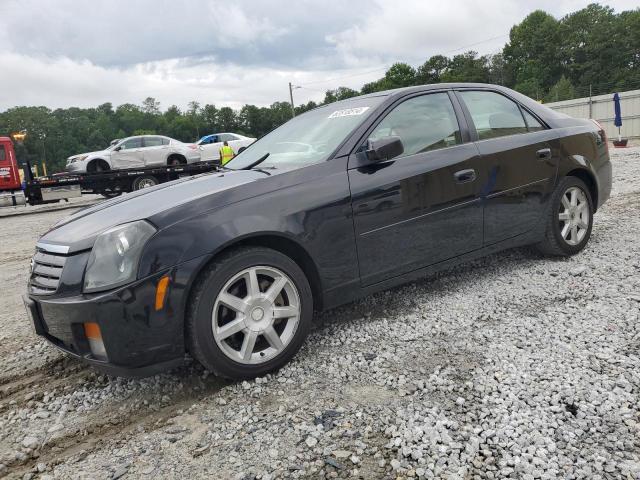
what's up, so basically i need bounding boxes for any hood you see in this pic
[38,169,266,253]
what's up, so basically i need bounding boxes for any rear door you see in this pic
[348,91,486,286]
[455,90,559,245]
[142,136,168,166]
[111,137,144,169]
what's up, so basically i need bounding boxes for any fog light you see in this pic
[84,322,107,361]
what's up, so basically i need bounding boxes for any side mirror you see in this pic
[365,136,404,162]
[114,146,122,152]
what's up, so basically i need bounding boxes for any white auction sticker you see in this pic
[328,107,370,119]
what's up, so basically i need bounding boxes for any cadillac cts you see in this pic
[24,84,612,379]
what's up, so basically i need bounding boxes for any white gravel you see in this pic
[0,146,638,479]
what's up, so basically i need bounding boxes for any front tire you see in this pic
[537,176,594,256]
[186,247,313,379]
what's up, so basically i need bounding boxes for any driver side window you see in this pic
[120,138,142,150]
[367,93,462,158]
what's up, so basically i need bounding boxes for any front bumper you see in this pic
[24,255,209,377]
[65,161,87,173]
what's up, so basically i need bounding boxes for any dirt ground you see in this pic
[0,146,638,480]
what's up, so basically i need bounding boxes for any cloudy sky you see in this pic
[0,0,637,112]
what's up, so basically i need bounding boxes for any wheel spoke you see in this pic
[561,223,571,239]
[240,330,258,361]
[219,292,247,314]
[217,318,246,340]
[264,276,288,303]
[571,225,578,242]
[577,219,589,230]
[576,202,588,213]
[244,269,261,299]
[273,305,298,319]
[263,326,284,350]
[558,212,570,221]
[570,188,578,206]
[561,195,571,210]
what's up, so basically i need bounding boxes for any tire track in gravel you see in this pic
[0,358,88,407]
[3,369,228,479]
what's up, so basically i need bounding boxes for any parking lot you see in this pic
[0,146,638,479]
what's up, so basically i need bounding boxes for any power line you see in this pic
[298,67,389,87]
[443,34,510,54]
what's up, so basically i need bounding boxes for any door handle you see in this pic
[537,148,551,160]
[454,169,476,184]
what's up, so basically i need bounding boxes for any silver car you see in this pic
[66,135,201,173]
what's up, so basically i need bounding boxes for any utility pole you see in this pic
[288,82,296,118]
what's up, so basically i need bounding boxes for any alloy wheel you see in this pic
[212,266,301,364]
[558,186,590,246]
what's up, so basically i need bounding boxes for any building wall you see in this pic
[545,89,640,139]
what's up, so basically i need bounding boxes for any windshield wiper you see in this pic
[242,153,270,170]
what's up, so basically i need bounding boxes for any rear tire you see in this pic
[168,155,186,166]
[132,175,158,191]
[186,246,313,379]
[537,176,593,256]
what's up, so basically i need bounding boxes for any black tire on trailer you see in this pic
[101,191,122,199]
[132,175,159,191]
[186,246,313,380]
[87,159,110,173]
[167,155,186,166]
[537,176,594,256]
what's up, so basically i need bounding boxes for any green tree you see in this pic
[441,52,490,83]
[545,75,576,102]
[416,55,449,84]
[503,11,561,92]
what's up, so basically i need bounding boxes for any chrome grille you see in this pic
[29,250,66,295]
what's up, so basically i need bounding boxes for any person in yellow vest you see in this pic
[219,141,235,165]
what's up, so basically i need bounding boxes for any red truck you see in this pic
[0,136,219,207]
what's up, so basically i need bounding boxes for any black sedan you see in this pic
[24,83,612,379]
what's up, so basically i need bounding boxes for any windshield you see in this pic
[225,96,384,170]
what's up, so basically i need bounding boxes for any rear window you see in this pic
[0,145,5,161]
[459,91,528,140]
[522,109,545,131]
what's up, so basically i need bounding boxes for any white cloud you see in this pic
[0,0,637,111]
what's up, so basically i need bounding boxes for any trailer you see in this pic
[0,136,219,207]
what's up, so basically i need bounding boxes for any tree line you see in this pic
[1,3,637,173]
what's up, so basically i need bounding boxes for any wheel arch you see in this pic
[189,232,324,312]
[565,168,598,212]
[167,153,187,165]
[86,157,110,171]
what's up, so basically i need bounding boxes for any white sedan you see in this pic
[66,135,201,173]
[196,133,256,162]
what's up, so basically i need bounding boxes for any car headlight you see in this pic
[83,220,156,293]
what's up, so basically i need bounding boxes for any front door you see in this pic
[111,137,144,169]
[455,90,559,245]
[348,92,486,286]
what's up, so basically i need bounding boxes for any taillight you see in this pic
[590,119,608,152]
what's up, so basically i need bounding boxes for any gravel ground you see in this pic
[0,146,638,480]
